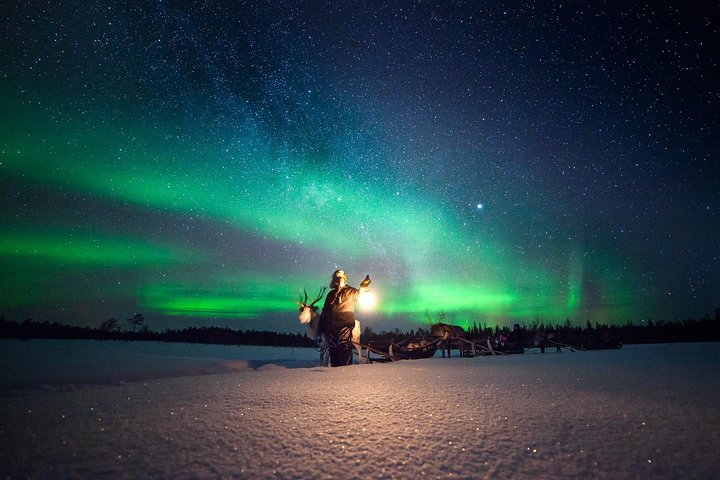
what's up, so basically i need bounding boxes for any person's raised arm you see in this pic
[359,274,371,292]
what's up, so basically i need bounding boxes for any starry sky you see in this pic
[2,1,718,333]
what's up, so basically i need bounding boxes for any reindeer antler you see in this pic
[297,289,308,306]
[310,287,326,307]
[297,287,326,307]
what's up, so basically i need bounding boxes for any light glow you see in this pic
[358,291,378,312]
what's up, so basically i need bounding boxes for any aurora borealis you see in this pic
[2,1,718,332]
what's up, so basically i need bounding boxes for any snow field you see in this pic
[1,342,718,479]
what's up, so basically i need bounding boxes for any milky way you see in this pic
[1,1,718,331]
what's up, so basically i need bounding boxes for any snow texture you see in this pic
[1,340,718,479]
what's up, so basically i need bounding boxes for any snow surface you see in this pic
[1,340,718,479]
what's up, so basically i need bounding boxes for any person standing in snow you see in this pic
[318,269,371,367]
[507,323,525,352]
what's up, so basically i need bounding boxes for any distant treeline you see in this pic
[460,316,720,346]
[0,315,718,347]
[357,317,719,346]
[0,317,313,347]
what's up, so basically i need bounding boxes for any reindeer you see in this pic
[298,287,363,365]
[430,322,467,357]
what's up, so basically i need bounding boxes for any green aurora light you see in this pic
[4,0,705,331]
[2,136,637,328]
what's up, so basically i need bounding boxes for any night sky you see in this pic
[2,1,718,333]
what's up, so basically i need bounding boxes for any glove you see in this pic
[359,275,371,288]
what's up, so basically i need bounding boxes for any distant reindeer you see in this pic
[298,287,364,365]
[430,322,467,357]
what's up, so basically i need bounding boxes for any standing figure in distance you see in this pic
[318,269,371,367]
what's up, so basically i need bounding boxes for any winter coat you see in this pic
[318,285,360,336]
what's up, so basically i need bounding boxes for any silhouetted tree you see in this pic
[99,317,118,332]
[127,313,144,340]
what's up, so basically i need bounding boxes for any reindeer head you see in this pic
[297,287,326,324]
[430,323,451,340]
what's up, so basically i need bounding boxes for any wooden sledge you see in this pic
[357,337,444,363]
